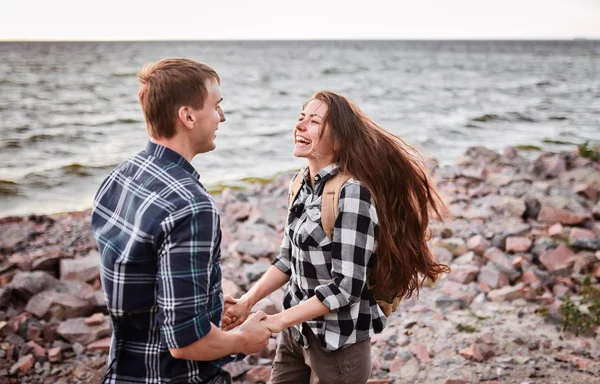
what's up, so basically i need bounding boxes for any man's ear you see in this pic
[177,106,195,130]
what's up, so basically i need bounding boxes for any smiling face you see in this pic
[293,99,334,166]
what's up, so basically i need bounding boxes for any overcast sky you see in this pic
[2,0,599,40]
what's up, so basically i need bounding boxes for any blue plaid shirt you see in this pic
[91,142,232,383]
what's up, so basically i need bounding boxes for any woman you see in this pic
[222,91,450,383]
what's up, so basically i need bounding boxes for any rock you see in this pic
[518,270,541,286]
[538,206,586,225]
[222,278,243,299]
[466,235,488,255]
[47,346,62,363]
[459,344,483,362]
[84,313,105,326]
[26,341,45,358]
[9,271,58,301]
[244,262,270,282]
[452,251,477,265]
[448,265,480,284]
[571,238,600,251]
[56,317,111,345]
[432,246,453,264]
[436,238,468,257]
[59,251,100,283]
[574,183,598,201]
[488,284,524,302]
[9,353,35,375]
[523,199,541,220]
[409,343,431,363]
[505,237,532,253]
[483,247,511,269]
[539,244,576,273]
[478,265,510,290]
[222,359,253,379]
[86,337,111,353]
[569,227,596,242]
[388,356,420,380]
[232,241,274,259]
[25,291,93,321]
[548,223,564,237]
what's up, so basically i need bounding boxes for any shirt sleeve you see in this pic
[272,172,301,276]
[155,197,219,349]
[314,181,378,311]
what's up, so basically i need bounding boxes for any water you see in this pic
[1,40,599,217]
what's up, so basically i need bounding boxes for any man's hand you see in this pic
[261,314,285,334]
[222,295,252,331]
[236,310,271,355]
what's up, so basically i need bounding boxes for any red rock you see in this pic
[505,237,532,253]
[477,266,509,290]
[9,354,34,375]
[539,244,576,273]
[467,235,487,255]
[593,264,600,278]
[518,270,541,285]
[569,227,595,242]
[245,366,271,383]
[26,341,45,358]
[448,265,480,284]
[574,183,598,201]
[367,380,391,384]
[48,346,62,363]
[445,380,469,384]
[441,281,464,297]
[538,206,586,225]
[459,344,483,362]
[483,247,511,269]
[87,337,111,353]
[511,256,526,269]
[84,313,105,326]
[409,343,431,363]
[548,223,564,237]
[553,285,570,298]
[488,284,524,302]
[0,321,14,338]
[59,252,100,283]
[25,291,93,320]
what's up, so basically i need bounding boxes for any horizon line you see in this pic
[1,37,598,43]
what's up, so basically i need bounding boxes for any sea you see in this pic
[0,40,599,217]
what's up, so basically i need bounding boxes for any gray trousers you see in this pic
[270,327,372,384]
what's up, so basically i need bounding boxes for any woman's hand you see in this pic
[260,314,286,334]
[222,295,252,331]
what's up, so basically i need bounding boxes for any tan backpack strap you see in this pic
[321,172,351,239]
[288,168,306,208]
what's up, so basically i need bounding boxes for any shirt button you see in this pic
[314,175,321,181]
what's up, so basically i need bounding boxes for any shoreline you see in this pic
[1,145,599,383]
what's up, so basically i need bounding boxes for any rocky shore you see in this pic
[0,146,599,384]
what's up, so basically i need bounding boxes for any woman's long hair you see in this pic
[312,91,450,300]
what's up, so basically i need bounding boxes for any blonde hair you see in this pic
[137,58,220,138]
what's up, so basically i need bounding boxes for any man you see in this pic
[91,58,270,383]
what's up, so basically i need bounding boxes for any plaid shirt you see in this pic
[91,142,232,383]
[272,164,387,352]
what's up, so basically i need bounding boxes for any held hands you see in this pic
[260,314,285,334]
[222,295,252,331]
[237,310,271,355]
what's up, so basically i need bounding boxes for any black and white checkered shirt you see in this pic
[272,164,387,352]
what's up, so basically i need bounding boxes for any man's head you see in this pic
[137,58,225,154]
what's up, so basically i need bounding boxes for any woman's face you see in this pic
[293,99,334,162]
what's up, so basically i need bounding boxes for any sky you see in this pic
[2,0,599,40]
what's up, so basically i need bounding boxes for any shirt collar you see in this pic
[145,141,200,180]
[302,163,339,185]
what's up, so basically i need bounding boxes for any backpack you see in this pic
[288,169,402,317]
